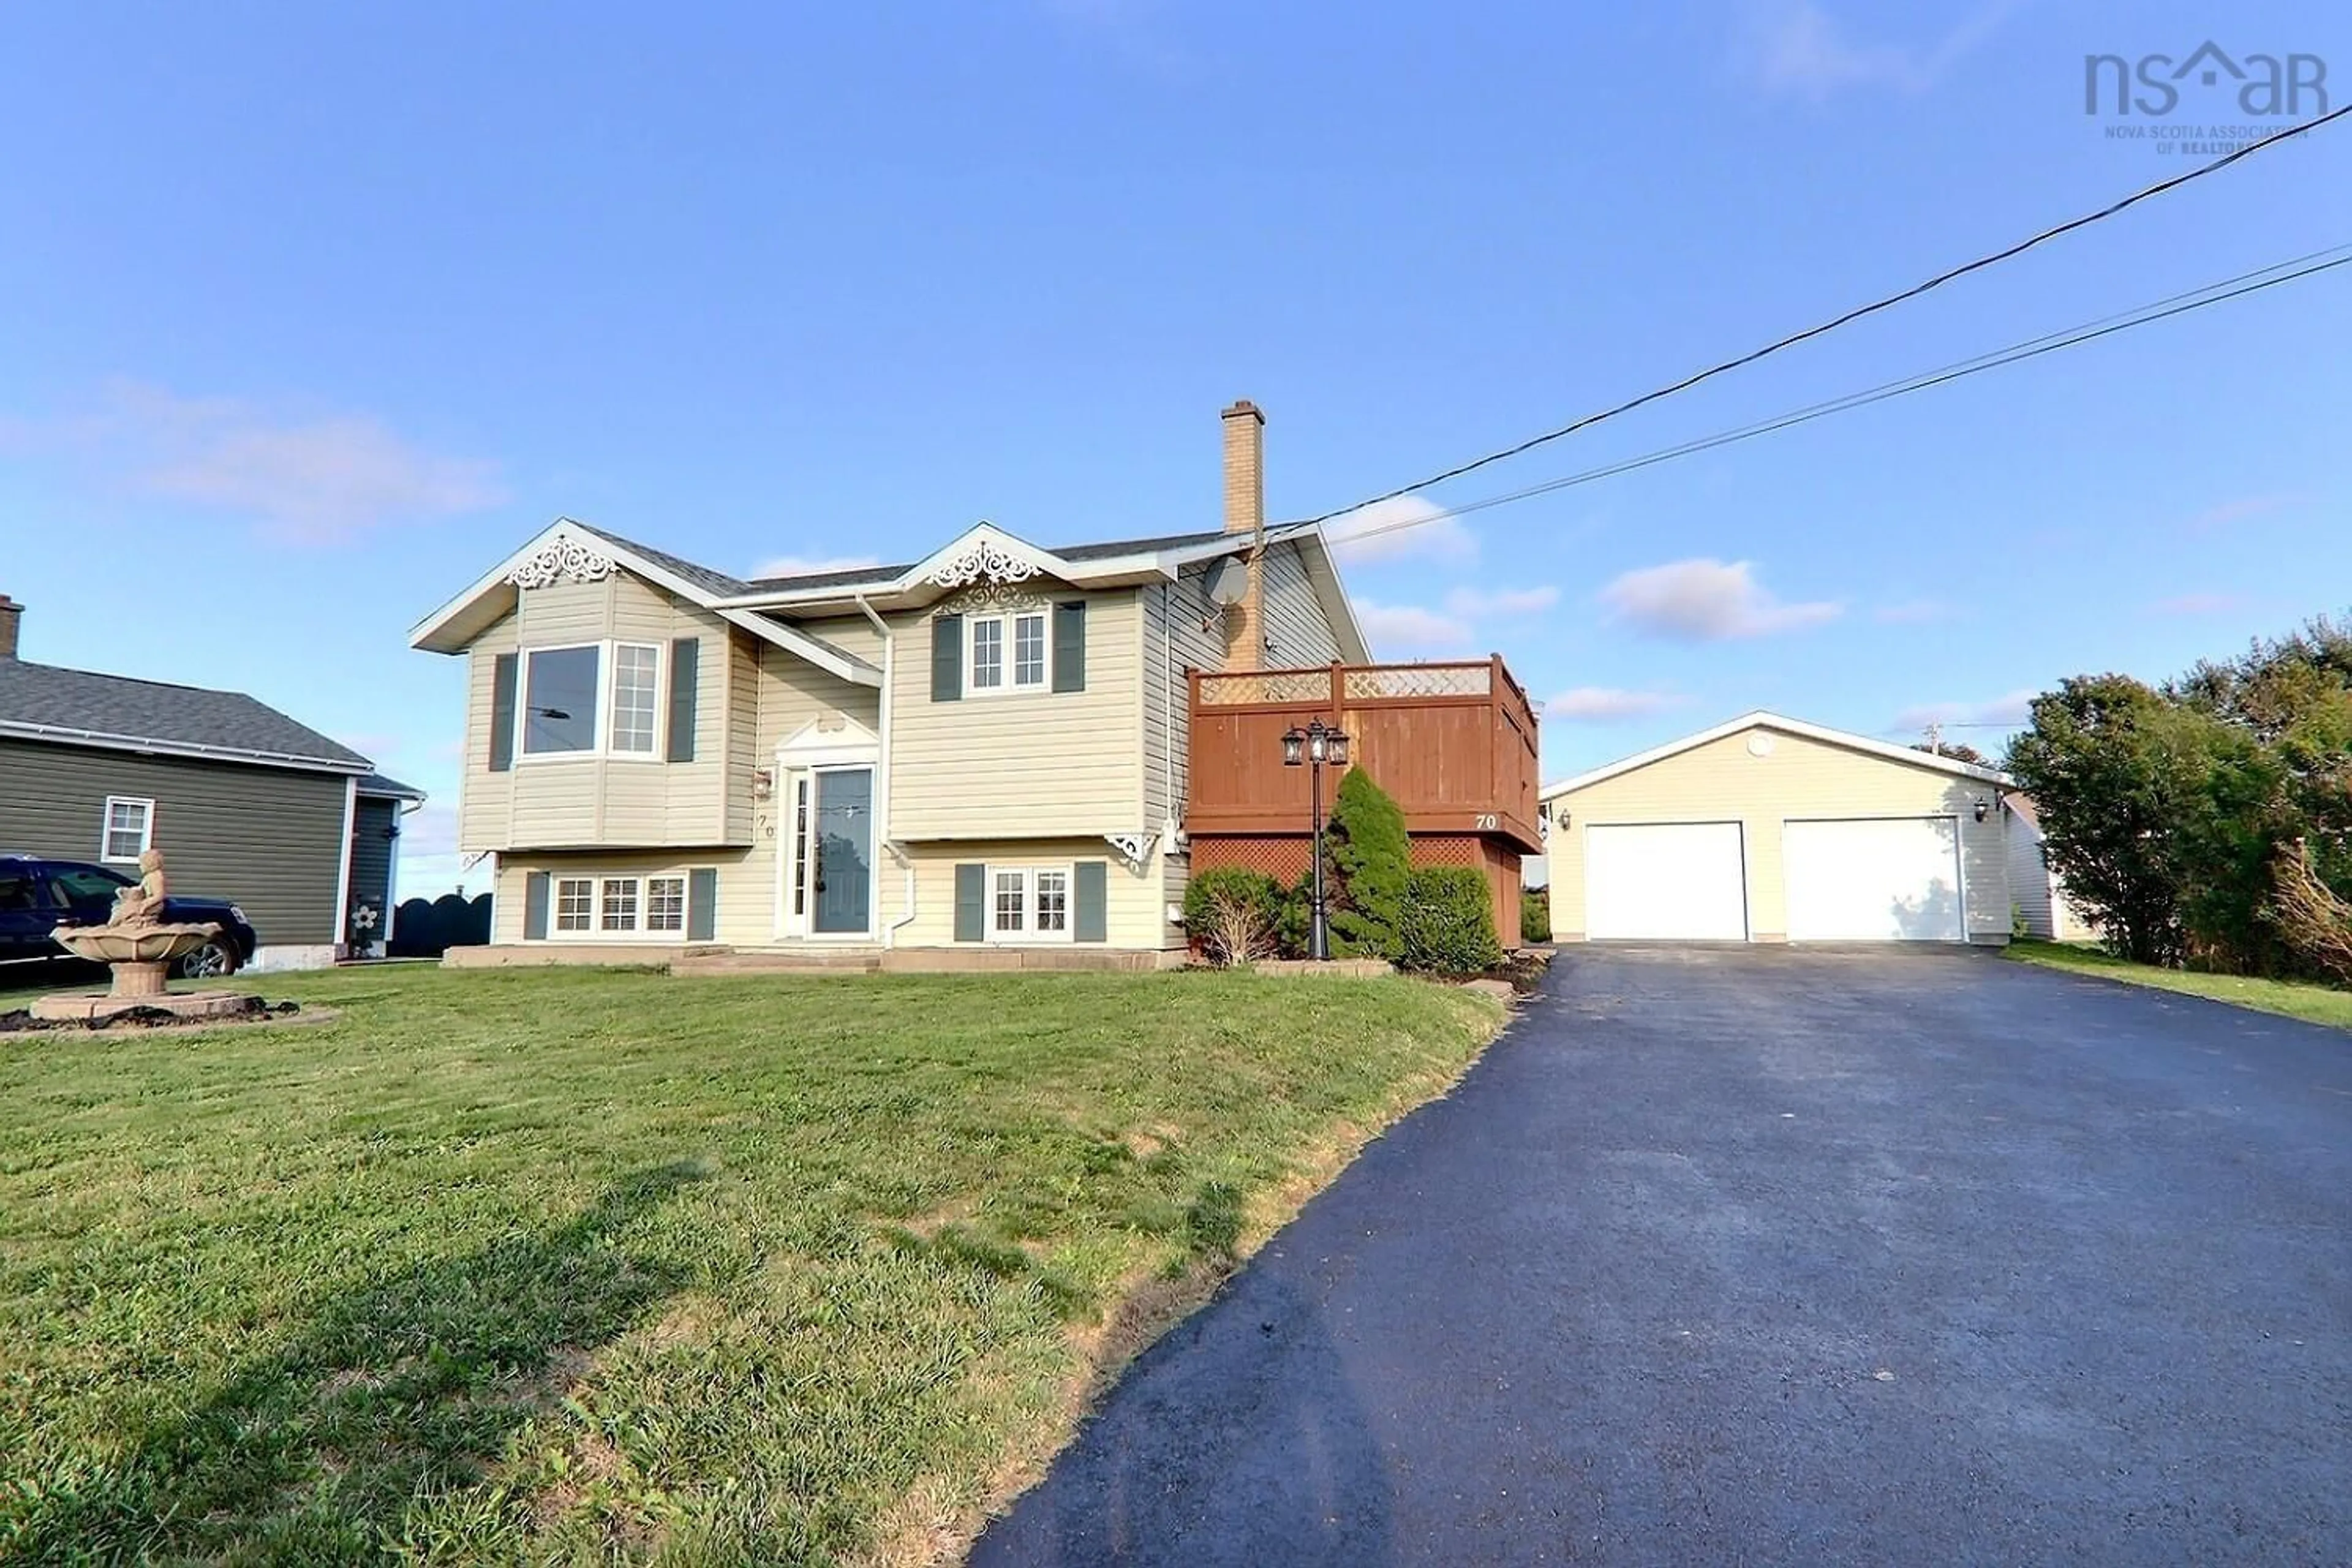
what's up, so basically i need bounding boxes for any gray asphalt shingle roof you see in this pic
[736,523,1298,593]
[0,660,371,771]
[570,521,755,598]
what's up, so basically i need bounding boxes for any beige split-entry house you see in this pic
[1540,712,2017,946]
[409,401,1466,967]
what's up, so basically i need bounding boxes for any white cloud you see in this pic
[1600,557,1841,641]
[751,553,884,580]
[1541,687,1691,723]
[1356,600,1473,651]
[1444,584,1560,618]
[1749,0,2021,99]
[1891,689,2037,731]
[43,381,507,543]
[1325,497,1477,565]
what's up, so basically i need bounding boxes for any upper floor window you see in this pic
[524,646,601,755]
[611,643,662,754]
[519,641,663,758]
[970,611,1049,695]
[101,797,154,862]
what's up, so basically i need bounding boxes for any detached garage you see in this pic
[1542,712,2012,946]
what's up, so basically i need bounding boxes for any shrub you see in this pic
[1326,769,1409,959]
[1400,866,1502,976]
[1181,867,1284,968]
[1275,872,1316,959]
[1520,887,1551,944]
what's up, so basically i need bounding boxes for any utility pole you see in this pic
[1924,721,1943,756]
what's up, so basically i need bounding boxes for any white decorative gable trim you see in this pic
[1103,831,1158,867]
[929,537,1041,589]
[507,532,617,589]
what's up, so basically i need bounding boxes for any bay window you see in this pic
[517,640,664,757]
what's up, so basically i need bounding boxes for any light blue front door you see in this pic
[812,768,873,935]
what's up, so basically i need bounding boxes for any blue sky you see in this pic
[3,1,2346,894]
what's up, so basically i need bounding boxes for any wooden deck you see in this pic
[1185,657,1542,854]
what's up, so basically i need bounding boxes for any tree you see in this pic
[1324,767,1409,960]
[1910,739,1990,766]
[2003,676,2193,965]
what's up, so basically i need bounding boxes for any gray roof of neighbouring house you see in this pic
[356,771,428,801]
[0,658,372,772]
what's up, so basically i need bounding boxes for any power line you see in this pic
[1324,244,2352,548]
[1300,104,2351,529]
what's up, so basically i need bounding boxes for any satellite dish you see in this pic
[1202,557,1248,608]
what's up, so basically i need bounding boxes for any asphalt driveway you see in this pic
[973,946,2352,1566]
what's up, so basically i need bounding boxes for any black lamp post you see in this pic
[1281,717,1351,960]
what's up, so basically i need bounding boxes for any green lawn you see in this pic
[0,966,1499,1565]
[2003,939,2352,1031]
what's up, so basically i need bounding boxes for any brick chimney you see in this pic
[0,595,20,662]
[1219,401,1266,671]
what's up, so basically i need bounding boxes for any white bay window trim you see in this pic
[515,639,666,762]
[984,864,1075,943]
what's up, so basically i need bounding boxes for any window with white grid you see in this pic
[646,875,687,933]
[1013,612,1047,687]
[600,877,640,932]
[100,797,154,862]
[609,643,661,755]
[555,878,595,932]
[987,866,1075,942]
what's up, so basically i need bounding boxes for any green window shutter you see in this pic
[1052,601,1087,693]
[666,637,699,763]
[489,653,519,772]
[954,863,986,941]
[1074,861,1108,943]
[687,867,717,941]
[523,871,550,940]
[932,614,963,702]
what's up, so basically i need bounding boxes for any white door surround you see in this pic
[773,717,882,941]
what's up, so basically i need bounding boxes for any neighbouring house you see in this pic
[408,401,1541,966]
[0,594,426,968]
[2001,793,2099,941]
[1540,710,2013,945]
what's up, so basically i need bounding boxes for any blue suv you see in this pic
[0,854,257,979]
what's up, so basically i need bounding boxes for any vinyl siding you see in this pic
[889,589,1145,839]
[2005,814,2055,939]
[0,737,349,944]
[458,571,735,851]
[893,839,1175,949]
[1546,725,2010,943]
[491,850,752,944]
[1258,540,1343,668]
[1142,541,1343,920]
[348,797,399,941]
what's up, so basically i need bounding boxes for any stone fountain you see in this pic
[32,850,254,1024]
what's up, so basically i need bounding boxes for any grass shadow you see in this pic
[6,1161,710,1562]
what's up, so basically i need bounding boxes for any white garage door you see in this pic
[1586,823,1747,940]
[1783,817,1965,941]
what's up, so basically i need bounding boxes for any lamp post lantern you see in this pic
[1280,717,1351,960]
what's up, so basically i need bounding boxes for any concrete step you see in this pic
[671,948,883,977]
